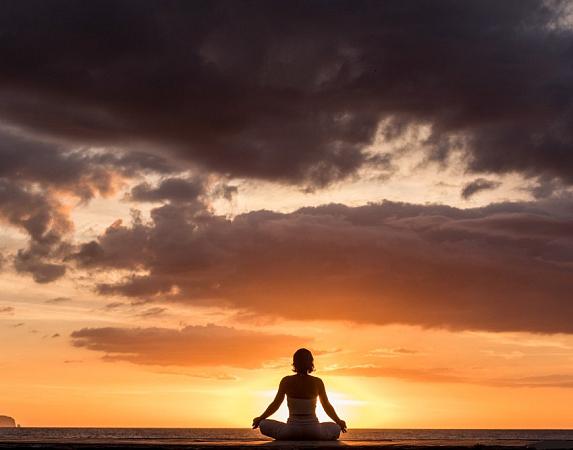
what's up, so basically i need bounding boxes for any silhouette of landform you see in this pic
[0,416,15,428]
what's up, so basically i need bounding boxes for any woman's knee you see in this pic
[259,419,284,438]
[320,422,341,440]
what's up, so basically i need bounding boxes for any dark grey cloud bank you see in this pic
[0,129,179,281]
[0,0,572,337]
[71,197,573,333]
[0,0,572,187]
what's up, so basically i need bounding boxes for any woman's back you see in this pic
[282,374,321,399]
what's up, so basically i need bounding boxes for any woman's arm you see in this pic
[318,379,347,432]
[252,378,287,429]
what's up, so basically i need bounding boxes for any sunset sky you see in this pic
[1,0,573,428]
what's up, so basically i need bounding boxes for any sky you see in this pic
[1,0,573,428]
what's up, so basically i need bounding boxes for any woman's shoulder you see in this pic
[309,375,324,385]
[281,374,323,384]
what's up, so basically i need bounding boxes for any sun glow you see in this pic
[254,387,366,426]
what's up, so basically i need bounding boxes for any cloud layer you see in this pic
[72,197,573,333]
[0,1,572,187]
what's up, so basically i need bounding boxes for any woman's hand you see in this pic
[337,419,347,432]
[252,416,262,429]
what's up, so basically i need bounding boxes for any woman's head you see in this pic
[292,348,314,374]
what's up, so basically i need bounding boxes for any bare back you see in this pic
[281,374,322,399]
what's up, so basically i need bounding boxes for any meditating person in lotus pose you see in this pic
[252,348,347,441]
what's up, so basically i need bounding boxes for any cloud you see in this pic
[0,1,571,187]
[128,177,205,204]
[370,347,419,357]
[135,307,167,319]
[326,365,467,383]
[14,250,67,283]
[0,128,182,282]
[70,324,307,368]
[461,178,501,200]
[0,176,71,282]
[0,306,15,315]
[325,365,573,389]
[45,297,72,304]
[492,374,573,388]
[104,302,125,310]
[157,370,239,381]
[126,175,232,213]
[71,197,573,333]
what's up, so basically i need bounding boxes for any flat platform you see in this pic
[1,439,573,449]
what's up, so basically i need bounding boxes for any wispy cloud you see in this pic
[71,324,308,368]
[0,306,15,315]
[45,297,72,304]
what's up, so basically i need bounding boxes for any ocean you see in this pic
[1,428,573,445]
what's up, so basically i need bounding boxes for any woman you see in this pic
[252,348,347,441]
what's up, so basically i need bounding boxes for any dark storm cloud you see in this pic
[461,178,501,200]
[0,178,72,244]
[70,324,307,368]
[129,178,205,203]
[71,196,573,333]
[0,0,572,186]
[0,129,179,201]
[14,251,67,283]
[0,128,182,281]
[0,175,72,282]
[0,131,114,200]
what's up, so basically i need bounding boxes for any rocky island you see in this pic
[0,416,15,428]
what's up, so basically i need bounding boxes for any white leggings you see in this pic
[259,419,341,441]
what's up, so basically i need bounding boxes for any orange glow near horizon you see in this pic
[4,291,573,429]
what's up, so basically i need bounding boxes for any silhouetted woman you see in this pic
[252,348,347,441]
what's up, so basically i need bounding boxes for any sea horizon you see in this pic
[4,427,573,430]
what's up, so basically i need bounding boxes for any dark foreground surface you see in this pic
[1,429,573,449]
[2,440,573,449]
